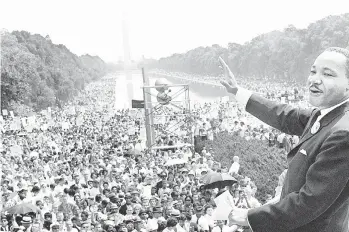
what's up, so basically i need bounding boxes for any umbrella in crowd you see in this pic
[201,172,237,189]
[5,203,40,215]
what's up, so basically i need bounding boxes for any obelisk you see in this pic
[122,12,133,108]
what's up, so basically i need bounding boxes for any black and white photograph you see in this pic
[1,0,349,231]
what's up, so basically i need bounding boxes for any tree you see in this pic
[1,30,109,115]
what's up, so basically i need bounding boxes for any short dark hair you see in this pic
[166,217,178,227]
[204,204,213,214]
[325,47,349,79]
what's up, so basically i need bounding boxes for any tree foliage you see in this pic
[1,30,108,115]
[198,132,288,202]
[149,14,349,83]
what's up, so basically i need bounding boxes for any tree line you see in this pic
[148,14,349,83]
[1,30,110,115]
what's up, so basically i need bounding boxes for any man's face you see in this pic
[19,191,27,199]
[57,213,64,221]
[81,223,90,231]
[126,206,133,215]
[140,212,148,220]
[61,194,68,203]
[308,51,349,109]
[153,211,162,218]
[216,220,224,227]
[150,199,156,206]
[72,219,79,225]
[66,221,73,229]
[95,224,103,231]
[1,218,8,226]
[119,225,128,232]
[36,201,44,209]
[174,203,180,210]
[126,222,134,231]
[111,207,118,213]
[31,223,40,232]
[81,214,88,221]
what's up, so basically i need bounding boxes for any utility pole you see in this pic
[142,68,155,148]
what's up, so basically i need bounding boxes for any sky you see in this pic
[0,0,348,63]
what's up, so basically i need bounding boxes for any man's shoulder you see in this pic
[335,111,349,129]
[324,111,349,136]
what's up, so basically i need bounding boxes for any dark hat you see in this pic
[18,188,27,193]
[172,191,179,197]
[159,172,167,177]
[31,186,40,192]
[153,205,162,213]
[195,206,203,212]
[170,209,181,217]
[139,209,148,215]
[124,218,134,224]
[44,212,52,218]
[51,224,60,229]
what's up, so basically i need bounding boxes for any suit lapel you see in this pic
[320,101,349,128]
[292,102,349,151]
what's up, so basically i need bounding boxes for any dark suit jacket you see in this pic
[245,94,349,232]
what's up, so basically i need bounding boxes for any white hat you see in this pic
[21,216,32,224]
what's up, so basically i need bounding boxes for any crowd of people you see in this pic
[151,70,305,151]
[0,71,295,232]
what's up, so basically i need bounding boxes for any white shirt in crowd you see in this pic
[228,162,240,175]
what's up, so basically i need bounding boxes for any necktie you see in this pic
[311,111,322,134]
[302,110,321,137]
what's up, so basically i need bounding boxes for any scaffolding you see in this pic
[141,69,194,150]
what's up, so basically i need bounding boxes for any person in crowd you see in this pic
[228,156,240,175]
[197,205,215,232]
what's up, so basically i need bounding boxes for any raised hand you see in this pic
[219,56,239,95]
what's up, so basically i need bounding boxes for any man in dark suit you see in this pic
[219,47,349,232]
[0,215,10,231]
